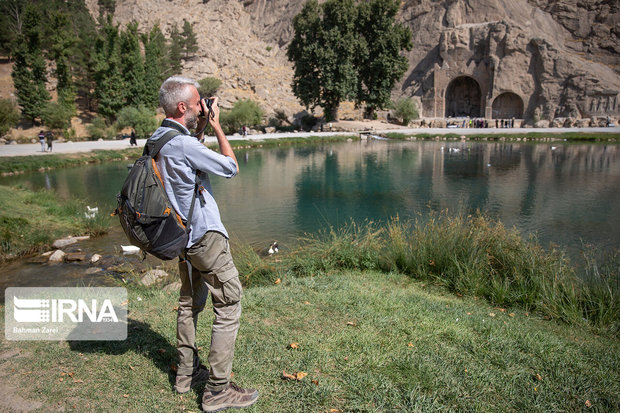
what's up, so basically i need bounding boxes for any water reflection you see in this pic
[1,140,618,272]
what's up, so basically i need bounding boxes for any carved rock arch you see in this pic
[492,92,524,119]
[445,76,482,117]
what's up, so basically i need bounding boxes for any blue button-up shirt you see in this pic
[149,120,238,247]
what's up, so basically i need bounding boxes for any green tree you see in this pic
[181,19,199,59]
[287,0,360,121]
[198,77,222,97]
[0,0,25,57]
[115,105,159,137]
[220,99,263,134]
[120,22,146,107]
[11,4,50,123]
[97,0,116,19]
[356,0,412,118]
[168,23,183,75]
[92,17,125,119]
[142,24,167,108]
[0,99,20,137]
[392,97,418,125]
[41,101,74,131]
[46,10,78,114]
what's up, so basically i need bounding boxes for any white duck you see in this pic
[268,241,279,254]
[84,206,99,219]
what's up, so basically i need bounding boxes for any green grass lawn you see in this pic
[1,270,618,412]
[0,185,110,262]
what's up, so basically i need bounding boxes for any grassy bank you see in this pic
[233,214,619,337]
[0,185,110,262]
[384,131,620,141]
[0,270,618,411]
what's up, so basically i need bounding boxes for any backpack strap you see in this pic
[143,129,182,157]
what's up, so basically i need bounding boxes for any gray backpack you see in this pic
[116,130,199,260]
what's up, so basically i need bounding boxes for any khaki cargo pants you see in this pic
[177,231,243,392]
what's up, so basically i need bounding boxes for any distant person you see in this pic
[242,125,247,136]
[45,131,53,152]
[38,130,45,152]
[130,130,137,146]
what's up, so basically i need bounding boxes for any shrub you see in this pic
[0,99,20,137]
[392,97,418,125]
[219,99,263,134]
[41,101,75,131]
[115,105,159,138]
[87,117,115,141]
[198,77,222,97]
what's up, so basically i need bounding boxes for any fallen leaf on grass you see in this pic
[274,278,281,285]
[508,313,515,318]
[312,379,319,385]
[123,394,129,398]
[282,370,307,381]
[288,342,300,349]
[534,373,543,381]
[157,348,166,355]
[408,342,414,347]
[489,312,496,317]
[585,400,592,408]
[173,306,179,311]
[346,321,357,327]
[73,379,84,383]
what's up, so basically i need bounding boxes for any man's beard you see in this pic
[185,108,198,130]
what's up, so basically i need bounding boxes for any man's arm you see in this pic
[196,97,239,173]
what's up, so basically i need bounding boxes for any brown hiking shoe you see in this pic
[174,364,209,394]
[201,382,259,412]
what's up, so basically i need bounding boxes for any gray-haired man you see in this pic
[150,76,258,411]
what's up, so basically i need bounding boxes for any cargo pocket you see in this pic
[218,273,242,304]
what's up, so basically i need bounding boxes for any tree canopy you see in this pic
[287,0,412,121]
[4,0,202,128]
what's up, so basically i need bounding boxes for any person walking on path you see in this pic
[149,76,258,412]
[129,129,137,146]
[45,131,53,152]
[38,130,45,152]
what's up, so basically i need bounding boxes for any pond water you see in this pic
[2,139,619,288]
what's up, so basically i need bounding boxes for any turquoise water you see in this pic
[2,140,619,259]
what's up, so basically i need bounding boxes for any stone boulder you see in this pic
[48,250,66,262]
[141,269,169,287]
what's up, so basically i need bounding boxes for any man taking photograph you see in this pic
[149,76,258,412]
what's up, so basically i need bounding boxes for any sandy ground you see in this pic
[1,121,618,157]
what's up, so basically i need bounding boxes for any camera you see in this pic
[198,98,214,118]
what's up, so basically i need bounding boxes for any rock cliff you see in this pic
[87,0,620,122]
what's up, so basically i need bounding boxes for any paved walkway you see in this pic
[1,127,618,157]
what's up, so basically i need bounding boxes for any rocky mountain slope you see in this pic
[84,0,620,121]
